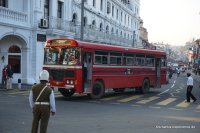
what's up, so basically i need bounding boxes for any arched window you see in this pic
[111,27,114,35]
[8,45,21,73]
[106,25,109,33]
[72,13,77,25]
[83,17,87,27]
[8,45,21,53]
[116,29,118,35]
[91,20,96,29]
[99,23,103,31]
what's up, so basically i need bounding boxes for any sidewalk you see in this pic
[0,83,32,91]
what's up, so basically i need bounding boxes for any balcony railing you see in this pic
[46,16,134,47]
[0,6,28,26]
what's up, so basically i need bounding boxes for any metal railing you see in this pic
[47,16,134,47]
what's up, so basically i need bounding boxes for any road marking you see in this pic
[170,87,184,97]
[149,106,161,109]
[169,108,183,111]
[101,95,123,101]
[176,100,191,108]
[158,89,169,95]
[118,95,143,102]
[196,105,200,110]
[137,96,159,104]
[157,98,176,106]
[158,79,176,95]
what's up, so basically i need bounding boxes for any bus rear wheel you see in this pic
[141,79,150,94]
[90,81,104,99]
[59,88,75,97]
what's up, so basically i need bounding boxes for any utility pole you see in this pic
[80,0,84,41]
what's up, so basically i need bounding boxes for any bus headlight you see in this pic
[66,80,70,84]
[70,80,74,84]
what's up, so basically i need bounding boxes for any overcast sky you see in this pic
[140,0,200,46]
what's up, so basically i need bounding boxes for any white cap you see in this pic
[39,70,49,81]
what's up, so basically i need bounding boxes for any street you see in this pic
[0,71,200,133]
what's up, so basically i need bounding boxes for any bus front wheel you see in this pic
[141,79,150,94]
[90,81,105,99]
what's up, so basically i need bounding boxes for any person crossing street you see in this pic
[186,73,197,103]
[29,70,56,133]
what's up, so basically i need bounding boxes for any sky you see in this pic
[140,0,200,46]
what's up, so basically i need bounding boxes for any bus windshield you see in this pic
[44,47,81,65]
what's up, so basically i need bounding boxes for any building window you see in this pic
[57,1,63,18]
[128,16,130,26]
[83,17,87,27]
[116,29,118,35]
[116,9,118,20]
[72,13,77,25]
[93,0,96,7]
[99,23,103,31]
[8,45,21,74]
[91,20,96,29]
[44,0,49,19]
[100,0,103,11]
[106,25,109,33]
[112,5,114,17]
[121,11,123,22]
[111,27,114,35]
[125,14,126,24]
[0,0,8,7]
[107,2,111,14]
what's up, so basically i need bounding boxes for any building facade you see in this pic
[0,0,140,84]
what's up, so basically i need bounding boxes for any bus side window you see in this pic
[161,58,166,67]
[124,53,135,65]
[146,55,155,67]
[136,54,145,66]
[94,50,108,64]
[110,52,122,65]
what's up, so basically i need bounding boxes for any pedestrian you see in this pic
[29,70,56,133]
[1,65,7,89]
[186,73,197,103]
[6,64,13,89]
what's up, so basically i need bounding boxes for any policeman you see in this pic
[29,70,56,133]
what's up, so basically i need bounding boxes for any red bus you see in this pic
[43,38,167,99]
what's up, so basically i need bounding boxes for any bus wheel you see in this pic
[90,81,104,99]
[141,79,150,94]
[59,88,75,97]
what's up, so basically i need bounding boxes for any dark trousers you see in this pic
[1,78,7,88]
[186,86,196,102]
[32,105,50,133]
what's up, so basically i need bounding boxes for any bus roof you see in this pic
[46,38,166,56]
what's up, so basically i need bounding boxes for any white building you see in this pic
[0,0,140,85]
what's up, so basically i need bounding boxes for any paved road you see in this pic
[0,71,200,133]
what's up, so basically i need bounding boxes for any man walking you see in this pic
[29,70,56,133]
[186,73,197,103]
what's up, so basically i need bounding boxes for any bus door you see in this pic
[83,52,92,93]
[155,58,161,88]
